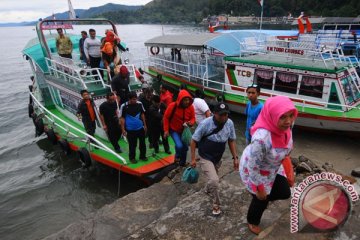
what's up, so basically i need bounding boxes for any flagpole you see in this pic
[259,1,264,31]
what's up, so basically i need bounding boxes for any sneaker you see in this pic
[212,206,221,216]
[165,150,171,154]
[155,149,159,154]
[130,159,137,164]
[115,148,123,153]
[140,157,148,162]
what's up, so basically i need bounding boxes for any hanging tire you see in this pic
[78,147,92,167]
[58,139,71,155]
[156,74,162,82]
[33,114,44,136]
[46,128,57,145]
[28,104,34,118]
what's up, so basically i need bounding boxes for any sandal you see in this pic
[212,206,221,216]
[248,224,262,235]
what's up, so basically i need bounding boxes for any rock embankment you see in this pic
[45,156,359,240]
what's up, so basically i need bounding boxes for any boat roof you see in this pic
[145,30,299,56]
[225,53,352,74]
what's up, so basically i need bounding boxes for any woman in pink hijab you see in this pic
[239,96,298,235]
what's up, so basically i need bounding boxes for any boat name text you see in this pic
[267,46,305,55]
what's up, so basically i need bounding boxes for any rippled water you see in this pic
[0,24,359,240]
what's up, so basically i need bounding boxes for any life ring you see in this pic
[78,147,92,167]
[150,46,160,55]
[28,104,34,118]
[33,114,44,136]
[58,139,71,155]
[46,128,58,145]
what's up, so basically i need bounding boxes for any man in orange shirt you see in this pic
[77,90,97,140]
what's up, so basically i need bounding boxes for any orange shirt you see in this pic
[85,100,96,121]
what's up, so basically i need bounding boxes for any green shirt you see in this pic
[56,35,73,55]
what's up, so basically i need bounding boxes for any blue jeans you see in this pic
[170,130,188,166]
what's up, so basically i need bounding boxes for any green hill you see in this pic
[98,0,360,24]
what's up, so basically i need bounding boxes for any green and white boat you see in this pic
[144,30,360,134]
[23,19,175,181]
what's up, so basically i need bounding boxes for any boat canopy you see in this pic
[144,30,299,56]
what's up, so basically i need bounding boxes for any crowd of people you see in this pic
[56,27,128,75]
[72,29,297,234]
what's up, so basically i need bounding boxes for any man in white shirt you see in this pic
[193,89,211,125]
[84,29,101,69]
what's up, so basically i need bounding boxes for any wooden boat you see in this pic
[23,19,175,181]
[142,29,360,134]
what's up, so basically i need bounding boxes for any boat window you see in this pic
[337,25,350,30]
[274,72,298,94]
[255,70,273,90]
[323,25,336,30]
[341,75,360,104]
[299,76,324,98]
[328,82,342,110]
[350,25,360,31]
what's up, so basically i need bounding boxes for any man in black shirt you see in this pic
[99,92,122,153]
[120,91,147,163]
[111,65,130,105]
[76,90,97,139]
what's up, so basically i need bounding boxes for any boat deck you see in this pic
[48,107,175,176]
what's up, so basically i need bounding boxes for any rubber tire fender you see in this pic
[78,147,92,167]
[33,114,44,136]
[46,128,57,145]
[28,104,34,118]
[58,139,71,155]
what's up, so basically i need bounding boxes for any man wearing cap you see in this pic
[190,102,239,216]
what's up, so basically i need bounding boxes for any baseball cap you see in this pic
[214,102,230,115]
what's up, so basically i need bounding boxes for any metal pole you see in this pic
[260,2,264,31]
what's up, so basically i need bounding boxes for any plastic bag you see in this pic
[282,156,295,187]
[181,125,192,146]
[182,167,199,184]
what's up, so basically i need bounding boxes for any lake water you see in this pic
[0,24,358,240]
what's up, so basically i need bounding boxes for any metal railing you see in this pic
[30,92,127,165]
[45,56,107,89]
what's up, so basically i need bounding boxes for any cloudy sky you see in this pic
[0,0,152,23]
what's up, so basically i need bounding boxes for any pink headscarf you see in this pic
[250,96,298,148]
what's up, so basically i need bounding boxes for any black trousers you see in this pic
[127,128,146,160]
[107,124,121,151]
[84,121,96,144]
[247,174,291,225]
[59,53,72,59]
[151,128,169,152]
[89,56,102,79]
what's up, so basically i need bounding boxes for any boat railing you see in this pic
[30,91,127,165]
[149,55,360,114]
[45,56,108,90]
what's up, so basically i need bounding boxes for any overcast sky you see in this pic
[0,0,153,23]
